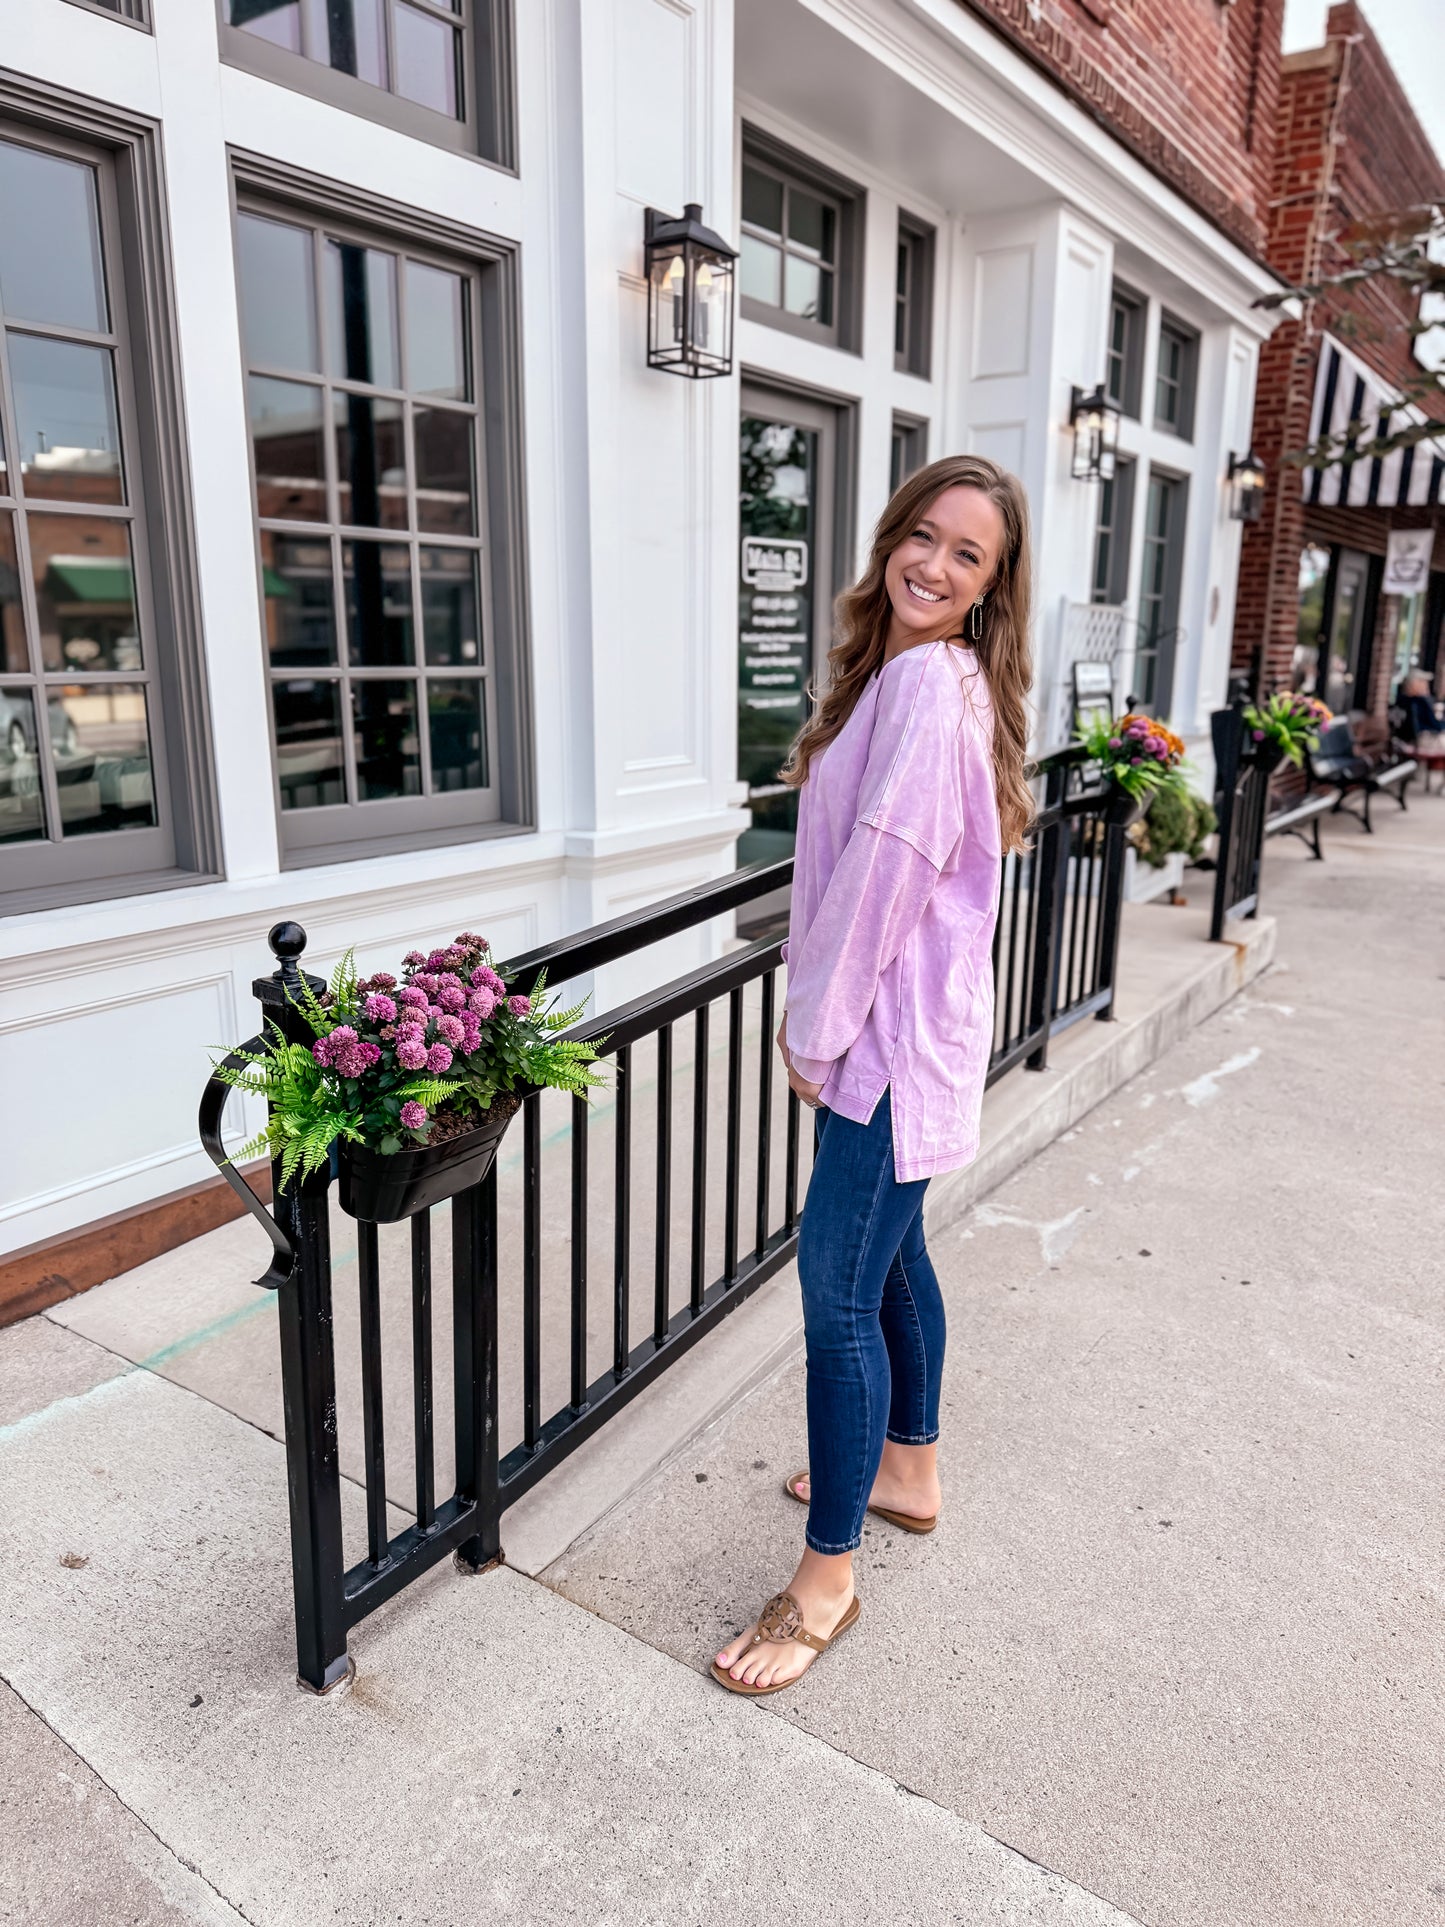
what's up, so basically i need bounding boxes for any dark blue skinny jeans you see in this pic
[796,1086,945,1555]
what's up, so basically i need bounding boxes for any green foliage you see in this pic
[210,935,609,1186]
[1130,781,1218,869]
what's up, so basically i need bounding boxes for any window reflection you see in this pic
[10,334,124,506]
[428,677,485,790]
[227,0,463,124]
[343,538,414,665]
[273,677,347,810]
[0,142,107,333]
[352,677,420,798]
[0,687,45,842]
[261,532,337,667]
[29,515,141,674]
[50,683,157,837]
[404,260,468,399]
[325,240,400,388]
[236,213,320,374]
[0,512,25,673]
[419,547,479,664]
[250,376,328,523]
[335,394,407,529]
[413,406,474,533]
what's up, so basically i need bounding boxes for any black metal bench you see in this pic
[1308,717,1415,833]
[1260,717,1416,858]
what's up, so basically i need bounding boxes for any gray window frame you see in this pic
[893,212,934,379]
[889,412,928,496]
[1137,466,1189,714]
[0,81,217,918]
[217,0,516,170]
[229,152,532,869]
[1153,313,1199,440]
[739,129,864,354]
[62,0,151,27]
[1090,456,1135,605]
[1105,280,1144,419]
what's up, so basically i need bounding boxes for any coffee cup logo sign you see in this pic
[1383,528,1432,596]
[742,537,809,592]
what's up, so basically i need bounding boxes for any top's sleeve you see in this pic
[782,824,940,1083]
[782,651,970,1084]
[855,650,967,866]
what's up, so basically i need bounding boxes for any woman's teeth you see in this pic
[905,577,944,604]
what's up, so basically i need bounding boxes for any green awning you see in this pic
[46,558,135,604]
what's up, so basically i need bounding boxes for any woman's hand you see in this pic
[778,1011,824,1110]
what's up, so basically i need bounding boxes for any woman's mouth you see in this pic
[904,576,945,606]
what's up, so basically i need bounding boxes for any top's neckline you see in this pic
[876,638,975,678]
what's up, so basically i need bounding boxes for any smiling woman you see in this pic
[713,453,1035,1698]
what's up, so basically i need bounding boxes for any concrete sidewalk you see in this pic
[2,796,1438,1923]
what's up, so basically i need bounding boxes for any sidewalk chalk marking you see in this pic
[1179,1046,1262,1109]
[972,1201,1087,1266]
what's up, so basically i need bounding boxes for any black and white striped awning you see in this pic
[1305,334,1445,509]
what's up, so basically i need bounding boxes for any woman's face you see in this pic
[883,485,1005,645]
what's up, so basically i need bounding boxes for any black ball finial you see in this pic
[269,920,308,962]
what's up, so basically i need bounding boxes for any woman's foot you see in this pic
[789,1441,941,1524]
[714,1550,855,1691]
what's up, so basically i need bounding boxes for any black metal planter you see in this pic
[337,1093,525,1223]
[1105,783,1151,829]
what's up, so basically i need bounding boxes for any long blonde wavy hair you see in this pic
[779,454,1035,854]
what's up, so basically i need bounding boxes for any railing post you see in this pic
[253,923,352,1695]
[1025,761,1069,1071]
[453,1167,502,1574]
[1094,813,1128,1020]
[1210,697,1245,942]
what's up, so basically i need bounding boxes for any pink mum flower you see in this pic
[369,972,397,990]
[402,951,425,967]
[396,985,428,1010]
[506,994,532,1017]
[399,1101,427,1130]
[332,1039,381,1079]
[472,965,505,995]
[468,987,498,1019]
[436,1014,465,1047]
[426,1042,454,1073]
[396,1038,427,1071]
[435,982,467,1013]
[363,992,397,1024]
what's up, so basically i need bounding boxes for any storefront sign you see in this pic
[1383,527,1432,596]
[741,537,808,591]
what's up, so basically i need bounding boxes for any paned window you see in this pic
[1105,282,1143,418]
[1136,469,1188,713]
[738,136,861,350]
[1090,458,1135,605]
[0,131,168,883]
[220,1,511,160]
[64,0,150,22]
[1153,316,1198,439]
[237,203,499,856]
[890,414,928,496]
[894,214,934,378]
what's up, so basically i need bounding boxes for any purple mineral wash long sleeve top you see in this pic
[781,637,1002,1183]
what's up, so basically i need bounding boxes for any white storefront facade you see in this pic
[0,0,1275,1259]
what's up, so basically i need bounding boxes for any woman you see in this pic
[712,454,1034,1696]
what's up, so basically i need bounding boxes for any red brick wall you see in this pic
[955,0,1285,257]
[1230,6,1445,709]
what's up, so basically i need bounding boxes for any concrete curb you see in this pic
[501,910,1276,1574]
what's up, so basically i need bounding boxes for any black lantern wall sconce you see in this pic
[1227,448,1266,522]
[1068,383,1121,482]
[644,203,738,379]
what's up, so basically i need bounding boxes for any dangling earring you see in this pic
[970,597,985,642]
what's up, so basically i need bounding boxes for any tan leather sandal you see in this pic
[710,1588,861,1697]
[784,1467,939,1535]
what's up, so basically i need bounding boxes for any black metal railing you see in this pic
[198,746,1130,1691]
[1209,695,1271,942]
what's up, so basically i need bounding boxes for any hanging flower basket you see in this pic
[210,932,607,1218]
[1104,785,1152,829]
[337,1088,527,1223]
